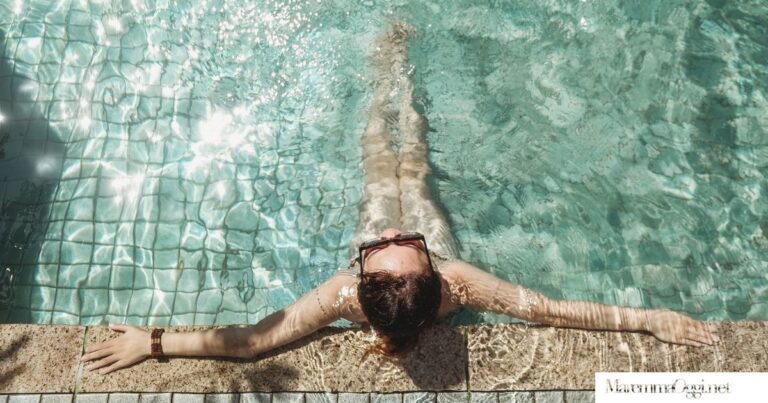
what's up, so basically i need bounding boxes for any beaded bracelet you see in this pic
[150,328,165,358]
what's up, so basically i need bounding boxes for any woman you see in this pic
[81,23,719,375]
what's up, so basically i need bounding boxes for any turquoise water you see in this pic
[0,0,766,325]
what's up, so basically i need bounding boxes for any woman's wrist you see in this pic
[142,330,152,357]
[150,328,165,358]
[615,307,652,332]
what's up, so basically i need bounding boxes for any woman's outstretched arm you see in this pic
[441,260,719,347]
[81,273,355,374]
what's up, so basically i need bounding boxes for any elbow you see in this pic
[221,339,259,359]
[210,328,262,359]
[240,350,259,360]
[217,329,261,359]
[523,297,559,326]
[235,345,257,359]
[242,338,265,359]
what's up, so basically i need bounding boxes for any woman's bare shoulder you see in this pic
[325,272,366,323]
[437,262,468,316]
[438,259,478,282]
[437,259,507,311]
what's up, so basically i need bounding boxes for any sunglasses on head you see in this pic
[357,232,434,275]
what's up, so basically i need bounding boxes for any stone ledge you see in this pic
[0,325,83,393]
[468,322,768,390]
[80,325,466,393]
[0,392,594,403]
[0,322,766,393]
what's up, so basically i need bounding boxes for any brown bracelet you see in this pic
[150,328,165,358]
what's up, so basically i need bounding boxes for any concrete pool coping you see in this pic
[1,322,766,394]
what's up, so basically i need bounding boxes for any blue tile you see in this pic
[305,393,337,403]
[370,394,401,403]
[436,393,468,403]
[532,392,563,403]
[338,394,369,403]
[137,394,171,403]
[203,395,237,403]
[403,393,435,403]
[74,395,108,403]
[564,391,594,403]
[40,395,73,403]
[272,393,304,403]
[239,394,271,403]
[171,394,203,403]
[8,396,40,403]
[497,393,533,403]
[469,393,496,403]
[105,394,139,403]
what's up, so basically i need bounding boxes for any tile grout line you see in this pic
[74,325,88,397]
[464,325,470,399]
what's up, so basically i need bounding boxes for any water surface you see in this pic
[0,0,766,325]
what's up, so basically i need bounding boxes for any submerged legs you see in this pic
[348,26,403,255]
[394,26,459,259]
[351,23,458,259]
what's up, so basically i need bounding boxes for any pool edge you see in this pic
[1,322,766,393]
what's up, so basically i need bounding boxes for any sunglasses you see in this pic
[358,232,434,275]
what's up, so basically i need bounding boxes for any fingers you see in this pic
[109,324,131,333]
[99,360,127,375]
[83,324,131,354]
[83,338,116,354]
[681,322,721,347]
[705,322,721,338]
[83,324,137,355]
[85,354,120,372]
[687,330,715,346]
[682,338,707,347]
[81,347,116,362]
[691,321,720,343]
[690,325,713,339]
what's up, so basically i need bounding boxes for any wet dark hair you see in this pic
[357,264,442,357]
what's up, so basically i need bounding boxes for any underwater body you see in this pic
[0,0,766,325]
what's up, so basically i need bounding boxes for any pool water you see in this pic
[0,0,766,325]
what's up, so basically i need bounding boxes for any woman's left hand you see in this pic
[645,308,720,347]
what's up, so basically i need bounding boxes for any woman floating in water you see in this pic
[81,23,718,375]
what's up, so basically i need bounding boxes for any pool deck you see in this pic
[1,322,766,401]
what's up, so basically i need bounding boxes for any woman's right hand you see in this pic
[81,324,151,374]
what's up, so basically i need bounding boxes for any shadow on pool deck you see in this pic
[0,333,28,390]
